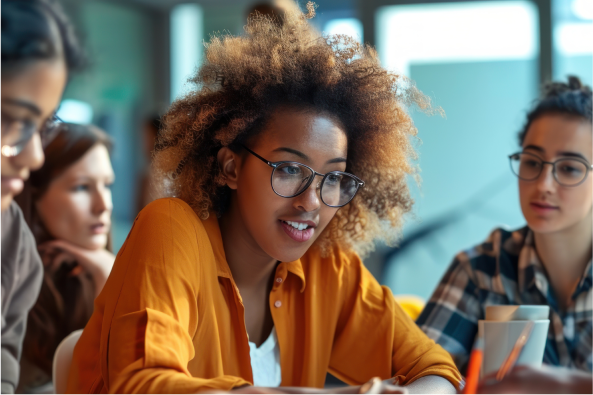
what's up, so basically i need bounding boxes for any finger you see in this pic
[40,253,54,267]
[69,265,83,276]
[382,378,400,386]
[50,252,75,272]
[39,240,87,258]
[368,379,383,394]
[37,244,57,253]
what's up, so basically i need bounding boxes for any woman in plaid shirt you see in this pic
[417,76,592,393]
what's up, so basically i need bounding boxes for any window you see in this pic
[376,2,539,298]
[170,4,203,102]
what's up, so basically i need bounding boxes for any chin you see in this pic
[1,193,13,212]
[85,234,108,250]
[526,215,572,235]
[272,248,309,263]
[269,237,317,263]
[256,219,326,263]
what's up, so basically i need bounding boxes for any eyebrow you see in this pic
[272,147,347,164]
[2,98,42,116]
[523,144,589,161]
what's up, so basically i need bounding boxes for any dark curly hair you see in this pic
[518,75,592,145]
[1,0,85,75]
[154,2,432,256]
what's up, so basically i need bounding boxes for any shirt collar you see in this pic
[283,259,307,292]
[201,214,233,278]
[517,227,592,300]
[574,260,592,298]
[201,214,307,291]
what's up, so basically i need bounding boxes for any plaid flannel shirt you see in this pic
[416,226,592,375]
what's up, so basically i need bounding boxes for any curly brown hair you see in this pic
[153,2,432,257]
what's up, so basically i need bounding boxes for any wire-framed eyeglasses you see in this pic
[241,145,365,208]
[1,113,62,158]
[509,151,593,187]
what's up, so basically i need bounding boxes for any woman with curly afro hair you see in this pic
[68,3,461,393]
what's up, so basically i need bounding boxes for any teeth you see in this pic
[284,220,309,231]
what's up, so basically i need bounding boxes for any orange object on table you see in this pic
[463,338,484,394]
[495,321,534,381]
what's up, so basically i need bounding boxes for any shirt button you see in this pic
[276,277,283,283]
[274,300,282,308]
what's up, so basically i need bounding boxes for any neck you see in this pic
[218,201,278,291]
[532,214,592,308]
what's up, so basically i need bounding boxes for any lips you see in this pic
[279,220,316,242]
[530,201,559,215]
[90,223,108,235]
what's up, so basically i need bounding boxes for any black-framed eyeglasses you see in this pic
[509,151,593,187]
[241,144,365,208]
[1,113,62,157]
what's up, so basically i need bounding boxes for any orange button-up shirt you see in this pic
[67,198,461,393]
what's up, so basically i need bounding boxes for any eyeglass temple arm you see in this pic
[239,144,273,166]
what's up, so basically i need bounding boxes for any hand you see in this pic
[38,239,115,297]
[324,377,406,394]
[217,378,406,394]
[199,385,285,395]
[477,365,593,394]
[353,377,406,394]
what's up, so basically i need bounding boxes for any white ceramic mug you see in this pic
[480,319,550,377]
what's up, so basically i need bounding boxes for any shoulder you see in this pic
[121,198,210,262]
[1,202,42,311]
[1,201,42,271]
[139,197,198,220]
[135,198,206,235]
[454,227,523,272]
[115,198,212,281]
[2,201,27,242]
[444,226,525,293]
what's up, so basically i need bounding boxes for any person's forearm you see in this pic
[404,375,456,394]
[566,370,593,394]
[277,386,360,395]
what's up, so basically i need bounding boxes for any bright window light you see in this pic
[170,4,203,102]
[56,99,93,124]
[324,18,363,43]
[572,0,593,20]
[376,1,538,76]
[555,23,593,55]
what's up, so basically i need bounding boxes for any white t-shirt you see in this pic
[248,327,282,387]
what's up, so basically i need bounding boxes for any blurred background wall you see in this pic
[55,0,592,299]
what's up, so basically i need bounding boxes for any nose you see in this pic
[535,163,557,193]
[13,133,44,173]
[93,184,113,216]
[294,175,322,212]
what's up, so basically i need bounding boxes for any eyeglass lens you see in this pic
[1,115,60,157]
[272,162,358,207]
[510,153,589,186]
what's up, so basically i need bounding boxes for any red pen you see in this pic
[463,337,484,394]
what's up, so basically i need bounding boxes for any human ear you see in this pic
[217,147,240,190]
